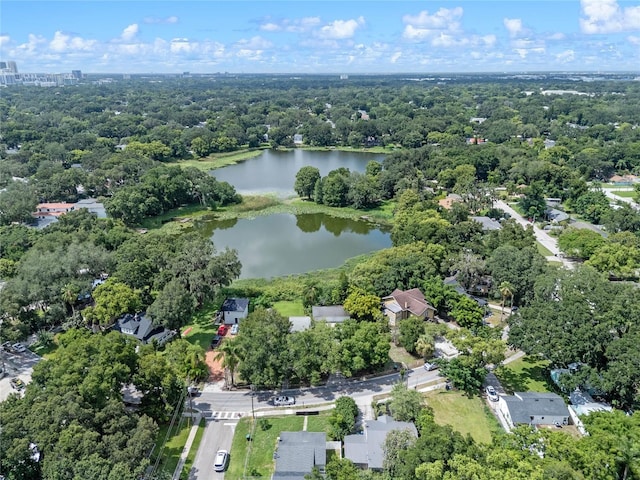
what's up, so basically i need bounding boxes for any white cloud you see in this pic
[504,18,523,37]
[143,16,178,24]
[403,7,463,29]
[390,51,402,63]
[580,0,640,33]
[547,32,566,41]
[49,31,97,52]
[629,35,640,45]
[259,17,321,33]
[121,24,139,42]
[235,36,272,50]
[0,35,9,47]
[555,49,575,62]
[318,17,365,39]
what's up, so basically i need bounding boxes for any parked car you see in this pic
[211,335,222,348]
[187,385,199,396]
[12,343,26,353]
[230,324,239,335]
[424,362,438,371]
[485,385,499,402]
[272,395,296,406]
[2,341,13,352]
[213,449,229,472]
[10,378,25,390]
[217,325,228,336]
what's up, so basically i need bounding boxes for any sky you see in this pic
[1,0,640,74]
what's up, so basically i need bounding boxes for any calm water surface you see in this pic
[205,150,391,278]
[212,149,384,196]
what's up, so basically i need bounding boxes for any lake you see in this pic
[211,148,384,196]
[205,149,391,279]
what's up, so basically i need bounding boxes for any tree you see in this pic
[499,281,514,321]
[558,227,606,260]
[486,245,547,306]
[214,339,242,389]
[146,278,194,330]
[383,428,417,479]
[83,280,142,326]
[328,396,359,441]
[294,166,321,200]
[0,181,38,225]
[388,382,425,422]
[343,287,382,322]
[450,251,486,293]
[415,334,436,360]
[449,295,484,329]
[398,316,425,354]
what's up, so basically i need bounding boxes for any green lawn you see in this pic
[424,390,502,444]
[536,241,554,257]
[154,420,192,477]
[388,343,422,369]
[305,411,331,433]
[179,418,206,479]
[181,303,219,351]
[273,300,305,317]
[609,190,637,198]
[227,416,305,480]
[495,356,552,394]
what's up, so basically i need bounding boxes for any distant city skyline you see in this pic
[1,1,640,74]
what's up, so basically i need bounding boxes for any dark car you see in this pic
[211,335,222,348]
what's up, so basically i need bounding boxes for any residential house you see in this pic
[438,193,463,210]
[75,198,107,218]
[546,208,570,223]
[382,288,436,326]
[293,134,303,145]
[289,316,312,332]
[220,298,249,325]
[498,392,570,429]
[344,415,418,470]
[443,275,489,307]
[568,389,612,417]
[32,202,75,228]
[272,432,327,480]
[113,312,175,345]
[470,216,502,231]
[311,305,350,325]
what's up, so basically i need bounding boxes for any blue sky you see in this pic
[2,0,640,73]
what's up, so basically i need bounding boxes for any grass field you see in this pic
[305,411,331,433]
[609,190,637,198]
[227,416,305,480]
[424,390,502,444]
[154,420,192,477]
[181,302,219,351]
[168,149,265,171]
[273,300,305,317]
[388,343,422,368]
[495,356,552,394]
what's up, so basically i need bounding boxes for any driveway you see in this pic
[0,348,40,402]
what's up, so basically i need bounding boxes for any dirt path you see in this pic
[205,349,225,382]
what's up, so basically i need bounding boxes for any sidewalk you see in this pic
[172,414,201,480]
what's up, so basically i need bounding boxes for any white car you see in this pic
[485,385,499,402]
[230,324,239,335]
[12,343,26,353]
[213,449,229,472]
[273,395,295,406]
[423,362,438,371]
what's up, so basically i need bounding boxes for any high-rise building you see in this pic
[0,62,7,70]
[7,61,17,73]
[72,70,82,79]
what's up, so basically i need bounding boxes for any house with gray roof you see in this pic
[344,415,418,470]
[221,297,249,325]
[272,432,327,480]
[498,392,570,429]
[382,288,436,326]
[311,305,350,324]
[113,312,175,345]
[289,316,312,332]
[470,216,502,231]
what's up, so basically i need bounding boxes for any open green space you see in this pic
[304,411,332,433]
[495,356,552,394]
[179,418,206,479]
[608,190,637,198]
[168,149,265,171]
[153,420,192,477]
[388,343,422,369]
[423,390,502,444]
[227,416,305,480]
[181,302,219,351]
[273,300,305,317]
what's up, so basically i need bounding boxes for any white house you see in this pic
[220,298,249,325]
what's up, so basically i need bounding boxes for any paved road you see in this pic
[493,200,574,269]
[0,348,40,402]
[188,416,238,480]
[602,188,639,211]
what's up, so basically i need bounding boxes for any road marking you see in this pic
[206,411,244,419]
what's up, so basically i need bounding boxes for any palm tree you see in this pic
[214,339,241,389]
[61,283,80,316]
[499,281,514,322]
[415,334,435,360]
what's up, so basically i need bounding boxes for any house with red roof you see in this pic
[382,288,436,326]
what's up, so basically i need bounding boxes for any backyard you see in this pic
[423,390,503,444]
[495,356,553,394]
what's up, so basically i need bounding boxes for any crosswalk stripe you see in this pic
[206,411,244,419]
